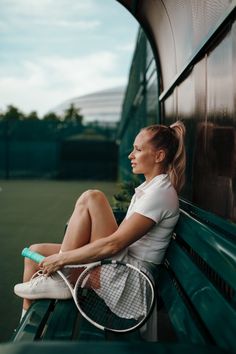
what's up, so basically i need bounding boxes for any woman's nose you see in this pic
[128,150,134,159]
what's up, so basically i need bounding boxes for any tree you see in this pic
[3,105,25,120]
[27,111,39,120]
[63,103,83,124]
[43,112,61,121]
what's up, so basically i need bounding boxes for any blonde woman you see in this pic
[14,121,186,323]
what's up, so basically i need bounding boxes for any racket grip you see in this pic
[22,247,45,264]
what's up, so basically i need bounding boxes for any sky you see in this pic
[0,0,138,117]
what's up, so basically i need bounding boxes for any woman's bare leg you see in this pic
[23,243,61,310]
[61,189,118,251]
[21,189,117,310]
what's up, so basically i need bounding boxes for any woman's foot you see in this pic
[14,271,72,300]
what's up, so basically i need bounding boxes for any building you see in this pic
[52,86,125,128]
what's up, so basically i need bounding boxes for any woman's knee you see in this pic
[24,243,61,269]
[29,243,43,253]
[24,244,42,267]
[75,189,106,208]
[24,244,45,265]
[29,243,60,255]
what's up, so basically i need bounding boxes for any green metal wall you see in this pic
[118,2,236,224]
[117,28,159,181]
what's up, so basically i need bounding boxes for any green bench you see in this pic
[158,199,236,353]
[11,298,140,342]
[6,202,236,354]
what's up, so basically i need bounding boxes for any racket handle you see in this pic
[22,247,45,264]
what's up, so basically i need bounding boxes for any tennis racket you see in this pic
[22,247,155,333]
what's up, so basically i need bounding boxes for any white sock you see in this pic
[20,308,27,321]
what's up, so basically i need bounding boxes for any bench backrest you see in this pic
[159,201,236,353]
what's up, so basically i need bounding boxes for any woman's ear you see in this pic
[155,149,166,163]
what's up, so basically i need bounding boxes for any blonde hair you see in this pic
[142,121,186,193]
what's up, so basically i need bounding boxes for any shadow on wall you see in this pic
[192,122,236,221]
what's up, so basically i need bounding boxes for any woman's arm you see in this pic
[40,213,155,275]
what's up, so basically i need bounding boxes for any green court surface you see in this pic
[0,180,118,342]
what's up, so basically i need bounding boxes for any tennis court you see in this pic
[0,180,118,342]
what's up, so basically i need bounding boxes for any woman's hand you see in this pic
[39,253,64,276]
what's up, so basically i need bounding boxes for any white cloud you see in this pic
[0,20,8,32]
[1,0,101,32]
[4,18,101,31]
[45,20,101,30]
[0,0,138,116]
[0,52,126,116]
[115,43,136,53]
[1,0,96,16]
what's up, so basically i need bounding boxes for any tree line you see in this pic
[0,103,83,124]
[0,103,117,141]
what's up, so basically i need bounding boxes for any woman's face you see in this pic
[128,130,162,180]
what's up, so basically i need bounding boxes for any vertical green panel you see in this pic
[118,28,159,181]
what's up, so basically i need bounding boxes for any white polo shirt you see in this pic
[126,174,179,265]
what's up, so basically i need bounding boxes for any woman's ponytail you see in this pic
[169,121,186,193]
[142,120,186,193]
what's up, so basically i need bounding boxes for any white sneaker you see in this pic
[14,271,72,300]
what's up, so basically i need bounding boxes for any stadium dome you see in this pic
[52,86,125,127]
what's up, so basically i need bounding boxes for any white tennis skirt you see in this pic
[95,249,160,320]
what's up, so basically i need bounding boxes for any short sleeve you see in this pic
[133,191,169,223]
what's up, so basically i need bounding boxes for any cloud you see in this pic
[0,0,99,33]
[43,20,101,30]
[2,18,101,31]
[115,43,136,53]
[1,0,96,16]
[0,0,138,116]
[0,52,126,116]
[0,20,8,32]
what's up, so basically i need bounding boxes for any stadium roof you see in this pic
[52,86,125,125]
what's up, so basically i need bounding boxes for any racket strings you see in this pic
[75,264,154,331]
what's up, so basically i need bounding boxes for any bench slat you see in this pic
[176,210,236,291]
[12,300,54,341]
[42,300,78,340]
[158,269,207,344]
[77,316,106,341]
[180,199,236,238]
[0,341,230,354]
[166,241,236,352]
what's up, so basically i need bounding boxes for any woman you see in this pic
[14,121,186,322]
